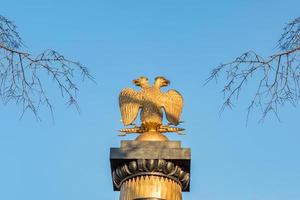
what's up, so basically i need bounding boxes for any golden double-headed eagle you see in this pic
[119,76,184,140]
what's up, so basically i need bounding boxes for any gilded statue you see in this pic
[118,76,184,141]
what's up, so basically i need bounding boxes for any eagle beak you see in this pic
[133,79,140,85]
[164,79,170,86]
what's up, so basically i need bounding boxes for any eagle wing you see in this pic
[119,88,142,126]
[161,89,183,125]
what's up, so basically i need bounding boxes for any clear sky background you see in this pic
[1,1,300,200]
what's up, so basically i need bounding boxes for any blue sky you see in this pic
[1,1,300,199]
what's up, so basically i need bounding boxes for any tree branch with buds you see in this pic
[0,15,94,120]
[206,17,300,122]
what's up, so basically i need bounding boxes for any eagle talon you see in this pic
[130,123,137,127]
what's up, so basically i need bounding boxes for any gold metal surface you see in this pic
[135,131,168,141]
[119,175,182,200]
[119,76,184,141]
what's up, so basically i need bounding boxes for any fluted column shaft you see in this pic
[120,175,182,200]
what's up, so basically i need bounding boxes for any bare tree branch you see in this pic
[0,15,94,120]
[206,17,300,122]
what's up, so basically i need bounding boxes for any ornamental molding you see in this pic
[112,159,190,190]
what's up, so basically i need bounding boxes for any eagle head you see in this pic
[154,76,170,88]
[133,76,149,88]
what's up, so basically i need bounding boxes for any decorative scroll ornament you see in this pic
[112,159,190,191]
[119,76,184,141]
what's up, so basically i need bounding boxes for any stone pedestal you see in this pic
[110,141,191,200]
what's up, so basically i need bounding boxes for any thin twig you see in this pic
[206,17,300,122]
[0,15,94,120]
